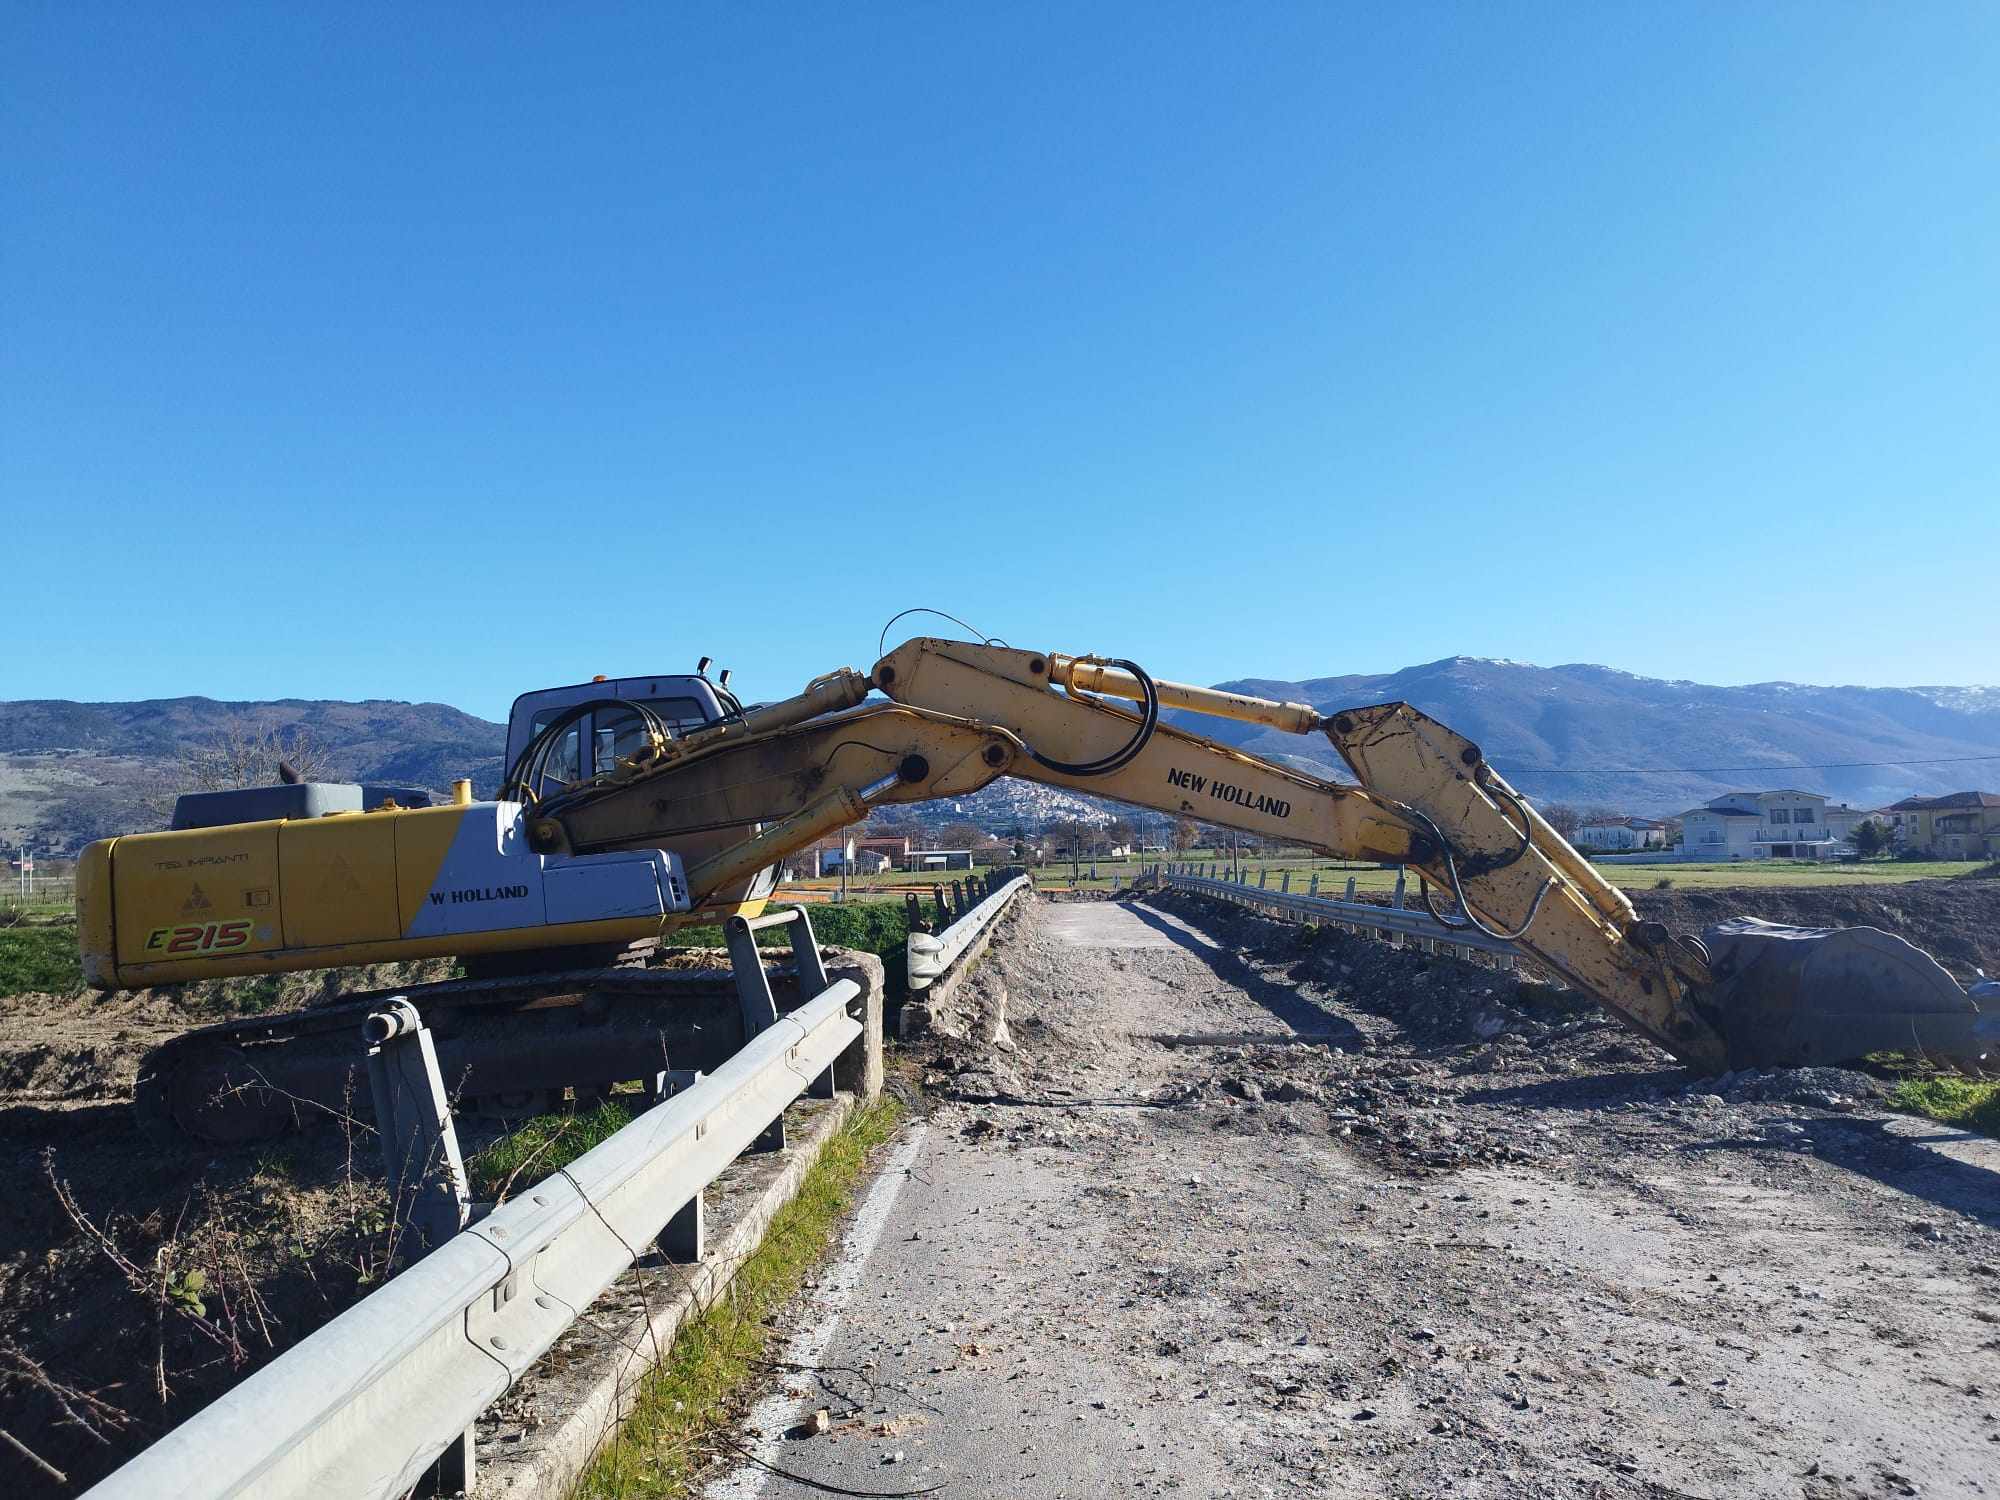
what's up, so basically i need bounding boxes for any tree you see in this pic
[1851,817,1892,858]
[1105,816,1136,850]
[1048,818,1105,857]
[1541,803,1582,839]
[183,721,339,790]
[937,820,984,853]
[144,720,342,826]
[1172,815,1200,851]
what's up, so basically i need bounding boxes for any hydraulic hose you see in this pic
[1029,657,1160,778]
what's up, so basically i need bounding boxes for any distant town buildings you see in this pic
[854,834,912,866]
[1879,791,2000,859]
[1574,816,1668,851]
[1673,790,1874,861]
[787,837,854,878]
[904,848,974,871]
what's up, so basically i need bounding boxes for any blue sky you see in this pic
[5,4,1996,721]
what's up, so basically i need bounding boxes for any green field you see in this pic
[1139,852,1987,896]
[0,922,83,994]
[1888,1076,2000,1141]
[833,851,1987,898]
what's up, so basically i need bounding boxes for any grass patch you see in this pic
[0,922,84,995]
[466,1098,635,1200]
[672,898,911,955]
[1888,1076,2000,1140]
[575,1095,905,1499]
[672,898,916,1009]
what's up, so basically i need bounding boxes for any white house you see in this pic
[1575,816,1668,851]
[1820,802,1874,844]
[1675,790,1853,861]
[905,848,974,871]
[794,837,856,876]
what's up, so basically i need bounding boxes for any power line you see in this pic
[1502,752,2000,778]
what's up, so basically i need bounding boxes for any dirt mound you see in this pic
[0,953,460,1492]
[1630,879,2000,979]
[1132,891,1908,1183]
[1146,888,1604,1054]
[0,1040,145,1101]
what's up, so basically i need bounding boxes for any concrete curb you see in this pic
[477,1094,861,1497]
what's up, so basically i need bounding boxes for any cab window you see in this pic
[527,714,583,794]
[591,697,708,776]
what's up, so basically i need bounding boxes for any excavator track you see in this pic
[133,963,798,1146]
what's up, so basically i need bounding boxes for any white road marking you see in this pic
[701,1120,932,1499]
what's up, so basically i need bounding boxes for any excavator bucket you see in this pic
[1699,917,1999,1072]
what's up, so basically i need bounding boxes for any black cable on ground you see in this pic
[716,1433,948,1497]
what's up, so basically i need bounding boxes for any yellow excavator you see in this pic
[78,636,1994,1142]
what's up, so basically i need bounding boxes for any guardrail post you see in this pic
[724,916,786,1151]
[725,916,779,1040]
[1258,869,1268,889]
[905,890,926,934]
[363,1000,472,1264]
[1345,875,1357,900]
[785,908,839,1100]
[1308,873,1319,897]
[1280,871,1291,893]
[1393,868,1407,909]
[661,1189,705,1262]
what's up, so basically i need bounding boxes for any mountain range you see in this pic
[5,658,1998,847]
[1185,658,2000,815]
[0,698,503,848]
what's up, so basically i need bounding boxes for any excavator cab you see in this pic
[501,671,781,918]
[504,674,738,798]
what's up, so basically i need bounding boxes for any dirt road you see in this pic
[703,896,1999,1499]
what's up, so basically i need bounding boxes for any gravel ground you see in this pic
[714,893,2000,1500]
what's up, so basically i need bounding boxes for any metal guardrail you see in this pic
[1153,869,1519,964]
[83,980,863,1500]
[907,874,1033,991]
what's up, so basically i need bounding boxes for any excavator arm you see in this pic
[527,637,1732,1069]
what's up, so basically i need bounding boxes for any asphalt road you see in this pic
[698,898,2000,1500]
[703,902,1241,1500]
